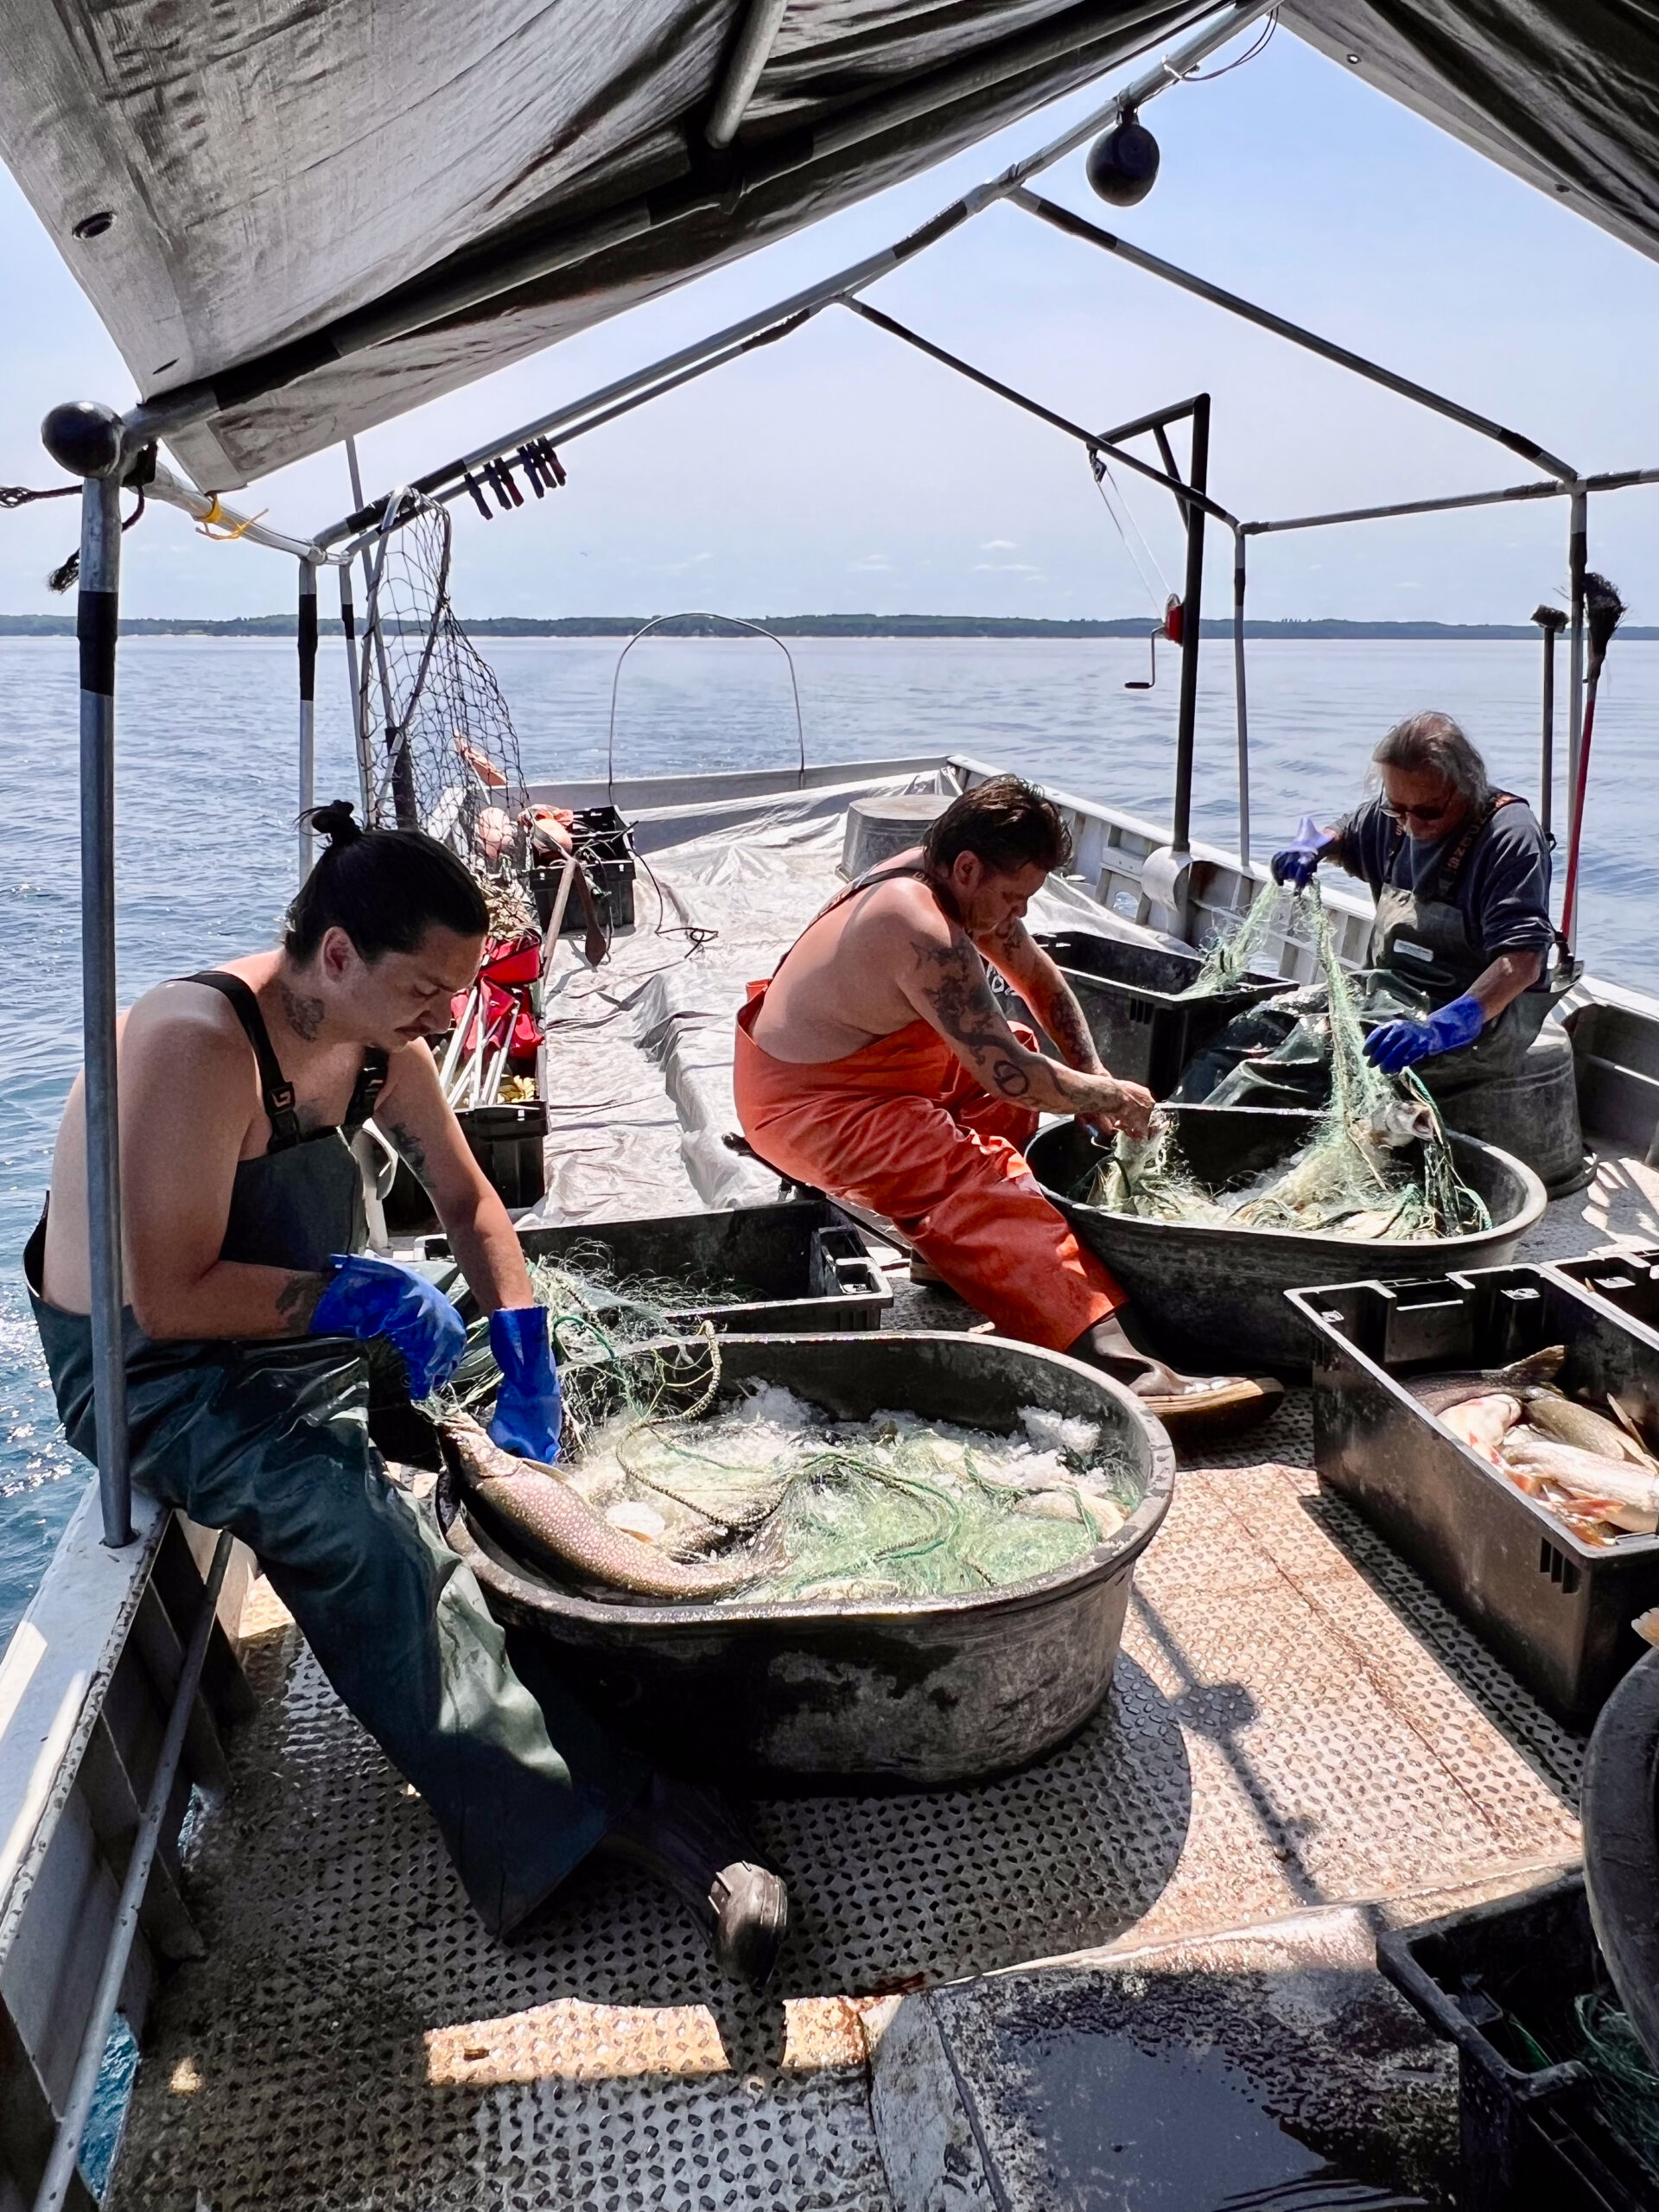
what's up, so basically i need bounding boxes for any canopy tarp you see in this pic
[7,1,1658,493]
[0,0,1211,489]
[1286,1,1659,266]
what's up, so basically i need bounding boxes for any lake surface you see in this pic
[2,632,1653,1638]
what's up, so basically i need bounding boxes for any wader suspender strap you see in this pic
[1382,791,1572,975]
[769,859,960,981]
[191,970,302,1149]
[188,976,390,1148]
[1382,791,1520,904]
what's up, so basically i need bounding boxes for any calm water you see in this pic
[2,632,1654,1638]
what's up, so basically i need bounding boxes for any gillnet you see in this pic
[1573,1993,1659,2180]
[434,1250,1139,1605]
[359,490,529,874]
[1085,885,1490,1240]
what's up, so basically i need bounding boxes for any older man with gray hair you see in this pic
[1269,710,1560,1089]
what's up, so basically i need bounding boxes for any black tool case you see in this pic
[1288,1263,1659,1721]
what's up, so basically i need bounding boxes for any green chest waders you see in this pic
[27,970,643,1935]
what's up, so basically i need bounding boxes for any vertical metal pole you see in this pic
[297,562,317,881]
[78,476,132,1548]
[338,563,372,819]
[1171,395,1209,856]
[1231,525,1250,867]
[1538,620,1557,842]
[345,437,397,825]
[1567,486,1586,864]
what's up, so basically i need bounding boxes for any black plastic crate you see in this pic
[1548,1249,1659,1351]
[384,1100,548,1233]
[1019,930,1291,1096]
[1288,1264,1659,1721]
[530,804,637,938]
[1379,1872,1659,2212]
[1566,1001,1659,1158]
[425,1197,892,1332]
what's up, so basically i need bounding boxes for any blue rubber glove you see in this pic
[487,1306,563,1464]
[1270,815,1336,888]
[308,1254,467,1400]
[1363,993,1486,1074]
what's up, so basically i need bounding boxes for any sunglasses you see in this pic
[1383,797,1454,826]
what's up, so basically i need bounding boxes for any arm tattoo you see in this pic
[1026,976,1101,1073]
[982,918,1102,1073]
[384,1117,428,1179]
[917,937,1034,1102]
[274,1272,327,1334]
[277,979,325,1042]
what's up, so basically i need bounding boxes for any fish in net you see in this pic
[358,488,529,877]
[432,1250,1139,1605]
[1083,885,1490,1240]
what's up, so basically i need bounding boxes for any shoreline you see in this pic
[5,615,1657,643]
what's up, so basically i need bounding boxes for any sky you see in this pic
[3,20,1658,626]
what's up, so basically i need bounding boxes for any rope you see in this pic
[0,482,79,509]
[196,496,270,542]
[45,485,148,594]
[1182,10,1276,79]
[1089,450,1171,617]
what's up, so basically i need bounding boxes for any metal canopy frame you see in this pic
[26,0,1659,1593]
[30,0,1271,1578]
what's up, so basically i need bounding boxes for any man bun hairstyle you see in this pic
[923,774,1072,879]
[1372,711,1491,807]
[286,801,489,962]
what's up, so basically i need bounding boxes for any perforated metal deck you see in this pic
[104,817,1647,2209]
[109,1380,1586,2212]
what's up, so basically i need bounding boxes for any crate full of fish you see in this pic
[1288,1263,1659,1721]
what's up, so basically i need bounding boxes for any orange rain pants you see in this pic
[734,981,1123,1351]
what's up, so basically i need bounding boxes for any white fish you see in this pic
[1502,1427,1659,1513]
[1440,1392,1522,1465]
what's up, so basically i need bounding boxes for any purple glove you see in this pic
[1363,993,1485,1073]
[1270,816,1336,889]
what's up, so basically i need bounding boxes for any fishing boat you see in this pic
[6,3,1659,2204]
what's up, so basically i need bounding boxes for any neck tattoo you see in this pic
[278,978,326,1043]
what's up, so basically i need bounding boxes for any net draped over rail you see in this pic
[358,490,529,874]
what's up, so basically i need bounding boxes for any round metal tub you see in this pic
[435,1331,1173,1786]
[1583,1645,1659,2068]
[1029,1105,1547,1372]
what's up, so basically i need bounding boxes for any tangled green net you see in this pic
[1083,884,1490,1241]
[435,1252,1141,1604]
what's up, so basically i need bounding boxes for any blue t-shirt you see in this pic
[1331,794,1554,970]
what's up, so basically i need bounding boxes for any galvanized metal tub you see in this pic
[435,1331,1173,1786]
[1028,1106,1547,1371]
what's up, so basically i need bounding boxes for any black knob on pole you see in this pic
[41,400,125,480]
[1086,114,1160,207]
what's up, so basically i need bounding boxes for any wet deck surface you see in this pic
[108,813,1657,2209]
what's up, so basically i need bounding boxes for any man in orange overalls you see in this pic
[735,775,1277,1436]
